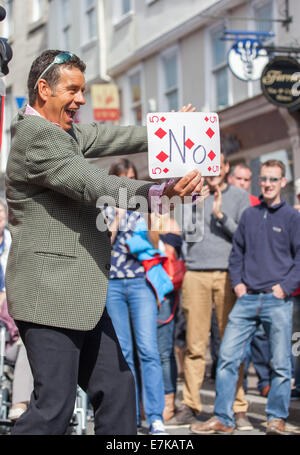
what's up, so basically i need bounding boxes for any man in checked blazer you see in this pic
[5,50,203,435]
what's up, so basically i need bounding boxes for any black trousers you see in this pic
[12,309,137,435]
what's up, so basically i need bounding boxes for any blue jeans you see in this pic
[292,295,300,391]
[214,292,293,428]
[243,323,271,391]
[105,278,165,425]
[157,291,178,394]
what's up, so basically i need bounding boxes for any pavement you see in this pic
[83,354,300,436]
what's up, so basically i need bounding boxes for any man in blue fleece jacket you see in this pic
[190,159,300,435]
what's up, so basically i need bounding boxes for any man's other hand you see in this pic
[234,283,247,298]
[163,170,203,201]
[272,284,287,299]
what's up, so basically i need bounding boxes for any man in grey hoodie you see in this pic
[171,153,250,429]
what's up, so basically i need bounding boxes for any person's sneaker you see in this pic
[149,420,169,435]
[190,416,234,435]
[164,405,198,426]
[291,388,300,400]
[266,418,285,435]
[234,412,254,431]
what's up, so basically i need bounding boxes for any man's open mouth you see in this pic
[65,109,76,120]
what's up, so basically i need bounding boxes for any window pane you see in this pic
[63,27,71,49]
[87,10,97,39]
[166,90,178,112]
[32,0,44,21]
[130,73,141,103]
[133,106,142,125]
[212,29,226,66]
[122,0,131,15]
[86,0,95,8]
[216,67,228,108]
[164,54,177,89]
[255,1,273,34]
[61,0,71,25]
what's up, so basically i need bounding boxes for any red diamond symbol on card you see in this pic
[156,151,168,162]
[160,116,166,122]
[208,150,216,161]
[155,128,167,139]
[185,138,195,150]
[205,116,209,122]
[163,168,169,173]
[208,166,212,172]
[206,128,215,139]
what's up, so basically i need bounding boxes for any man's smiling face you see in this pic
[259,165,286,206]
[43,66,86,131]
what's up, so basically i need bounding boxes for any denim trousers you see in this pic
[105,277,165,425]
[243,323,271,391]
[292,295,300,391]
[214,292,293,428]
[157,291,178,394]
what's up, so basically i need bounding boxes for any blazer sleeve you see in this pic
[25,122,151,209]
[74,123,148,158]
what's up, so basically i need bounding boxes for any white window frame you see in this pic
[251,0,276,39]
[204,21,232,112]
[247,0,276,98]
[31,0,44,23]
[82,0,97,45]
[124,64,145,126]
[113,0,134,28]
[60,0,72,50]
[158,45,182,112]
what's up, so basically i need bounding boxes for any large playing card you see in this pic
[147,112,220,178]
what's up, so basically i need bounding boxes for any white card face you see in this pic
[147,112,221,179]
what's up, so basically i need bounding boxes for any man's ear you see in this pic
[281,176,287,189]
[36,79,51,102]
[224,161,230,175]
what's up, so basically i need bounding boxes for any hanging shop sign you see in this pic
[228,39,269,81]
[91,84,120,122]
[261,56,300,109]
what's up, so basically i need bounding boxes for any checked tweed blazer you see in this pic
[5,109,152,331]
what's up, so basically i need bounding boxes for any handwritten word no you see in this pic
[169,126,206,164]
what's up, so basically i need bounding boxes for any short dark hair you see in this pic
[109,158,138,179]
[260,159,286,177]
[27,50,86,106]
[230,162,251,176]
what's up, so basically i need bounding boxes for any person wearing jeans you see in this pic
[214,292,293,427]
[104,159,168,436]
[106,277,165,426]
[291,294,300,399]
[190,159,300,435]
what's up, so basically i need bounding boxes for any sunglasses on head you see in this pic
[34,52,74,90]
[259,177,282,183]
